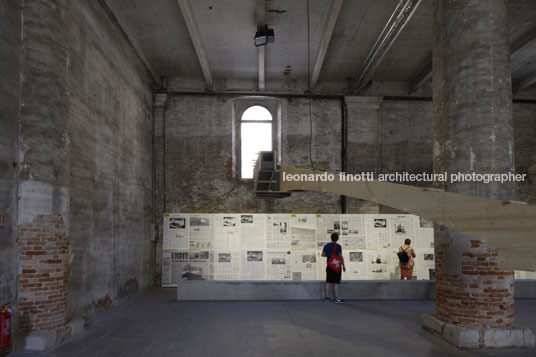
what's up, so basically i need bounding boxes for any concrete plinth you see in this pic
[19,318,85,352]
[177,280,437,301]
[176,280,536,301]
[422,314,535,348]
[22,330,57,352]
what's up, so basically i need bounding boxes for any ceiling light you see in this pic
[254,25,275,47]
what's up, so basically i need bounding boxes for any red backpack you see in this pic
[327,243,343,272]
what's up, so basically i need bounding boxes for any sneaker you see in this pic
[335,297,344,304]
[324,297,331,302]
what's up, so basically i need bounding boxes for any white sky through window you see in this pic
[242,105,272,121]
[241,106,272,178]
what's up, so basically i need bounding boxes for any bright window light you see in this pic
[242,105,272,121]
[241,106,272,179]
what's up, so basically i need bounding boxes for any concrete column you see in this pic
[345,96,383,213]
[424,0,534,348]
[18,0,70,227]
[16,0,74,350]
[153,92,168,286]
[1,1,22,347]
[433,0,515,200]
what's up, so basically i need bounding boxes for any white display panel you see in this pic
[162,213,439,286]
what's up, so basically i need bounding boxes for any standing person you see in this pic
[322,232,346,303]
[399,238,416,280]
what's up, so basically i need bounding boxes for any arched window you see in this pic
[241,105,272,178]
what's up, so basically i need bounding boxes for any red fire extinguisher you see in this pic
[0,303,11,350]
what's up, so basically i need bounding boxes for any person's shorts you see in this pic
[326,266,341,284]
[400,268,413,280]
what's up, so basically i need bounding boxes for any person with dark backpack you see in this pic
[398,238,416,280]
[321,232,346,303]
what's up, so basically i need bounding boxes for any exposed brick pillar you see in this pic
[435,241,514,329]
[18,216,68,333]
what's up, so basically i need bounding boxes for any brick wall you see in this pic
[18,215,68,333]
[435,240,514,329]
[162,95,342,214]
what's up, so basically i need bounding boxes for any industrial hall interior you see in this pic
[2,0,536,355]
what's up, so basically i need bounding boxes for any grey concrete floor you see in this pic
[11,288,536,357]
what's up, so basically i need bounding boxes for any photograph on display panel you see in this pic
[163,213,189,250]
[344,250,368,280]
[266,250,292,280]
[242,250,266,280]
[189,215,212,251]
[241,215,266,249]
[213,214,240,250]
[291,226,316,250]
[291,250,318,280]
[161,250,190,286]
[266,214,291,250]
[214,251,240,280]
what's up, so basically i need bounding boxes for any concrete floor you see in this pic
[11,288,536,357]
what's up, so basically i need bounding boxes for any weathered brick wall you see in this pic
[435,239,514,328]
[163,95,342,213]
[345,97,434,213]
[18,216,68,333]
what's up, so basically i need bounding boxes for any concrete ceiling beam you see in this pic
[512,25,536,93]
[177,0,213,88]
[352,0,422,94]
[408,53,432,93]
[310,0,344,89]
[513,71,536,93]
[255,0,266,27]
[103,0,159,85]
[511,24,536,53]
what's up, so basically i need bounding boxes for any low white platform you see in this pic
[176,280,436,301]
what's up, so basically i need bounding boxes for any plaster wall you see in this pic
[17,0,154,321]
[66,0,154,318]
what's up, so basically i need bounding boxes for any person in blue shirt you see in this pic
[322,232,346,303]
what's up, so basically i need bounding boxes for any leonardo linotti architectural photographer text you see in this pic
[282,171,527,184]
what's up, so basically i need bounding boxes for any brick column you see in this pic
[434,240,513,328]
[18,216,68,334]
[424,0,534,348]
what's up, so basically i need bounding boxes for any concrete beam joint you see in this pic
[177,0,214,88]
